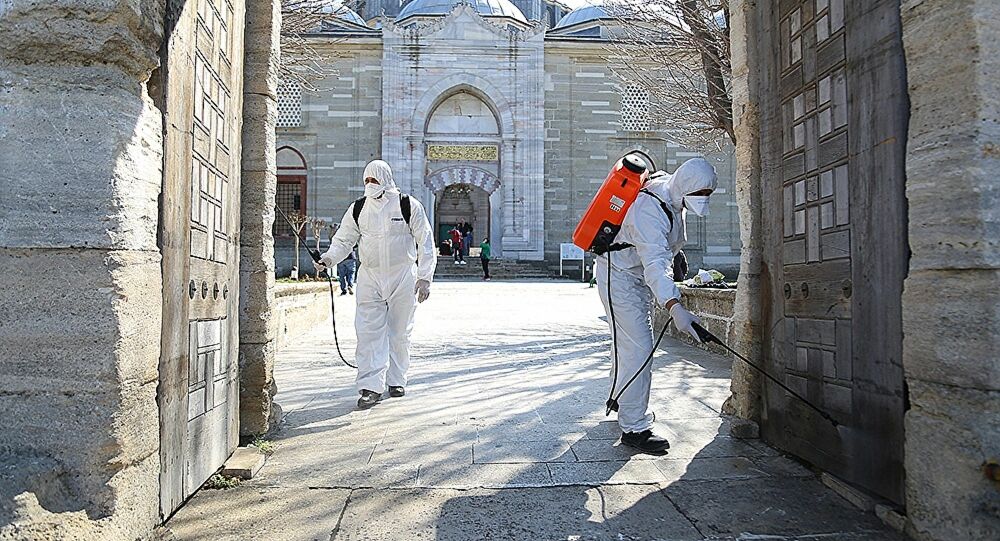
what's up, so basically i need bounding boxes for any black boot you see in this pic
[357,389,382,410]
[388,386,405,398]
[621,430,670,454]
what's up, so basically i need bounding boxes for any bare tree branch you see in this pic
[280,0,361,91]
[605,0,734,148]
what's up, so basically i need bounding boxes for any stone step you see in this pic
[434,257,561,280]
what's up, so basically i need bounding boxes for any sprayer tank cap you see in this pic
[622,154,647,174]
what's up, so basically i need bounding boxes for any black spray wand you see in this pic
[691,322,840,427]
[274,205,357,369]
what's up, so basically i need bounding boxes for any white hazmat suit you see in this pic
[596,157,718,434]
[319,160,437,394]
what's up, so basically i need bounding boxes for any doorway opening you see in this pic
[434,183,490,257]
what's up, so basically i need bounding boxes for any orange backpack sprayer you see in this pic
[572,154,650,254]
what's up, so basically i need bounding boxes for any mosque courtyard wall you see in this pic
[272,8,741,278]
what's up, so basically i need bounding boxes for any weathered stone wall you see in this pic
[239,0,283,438]
[723,0,765,427]
[0,0,164,537]
[901,1,1000,539]
[274,283,335,349]
[543,41,741,277]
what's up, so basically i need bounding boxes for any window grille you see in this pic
[276,82,302,128]
[621,86,651,132]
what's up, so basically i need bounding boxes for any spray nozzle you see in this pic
[691,322,719,344]
[605,399,619,416]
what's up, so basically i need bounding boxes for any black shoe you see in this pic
[357,390,382,410]
[388,386,405,398]
[621,430,670,454]
[341,291,348,296]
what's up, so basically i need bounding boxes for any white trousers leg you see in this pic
[596,256,656,433]
[354,264,417,393]
[386,269,417,388]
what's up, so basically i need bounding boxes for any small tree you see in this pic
[605,0,733,147]
[309,217,327,278]
[288,212,311,279]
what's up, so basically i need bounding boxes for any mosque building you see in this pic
[275,0,739,276]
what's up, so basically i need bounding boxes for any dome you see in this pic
[398,0,528,23]
[319,1,367,26]
[555,4,612,28]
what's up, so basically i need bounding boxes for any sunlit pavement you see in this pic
[166,281,903,540]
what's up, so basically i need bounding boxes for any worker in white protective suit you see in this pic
[314,160,437,410]
[596,157,718,453]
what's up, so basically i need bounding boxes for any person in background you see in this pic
[338,245,357,296]
[462,221,473,258]
[480,237,492,281]
[449,225,466,265]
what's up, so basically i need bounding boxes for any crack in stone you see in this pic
[327,487,354,541]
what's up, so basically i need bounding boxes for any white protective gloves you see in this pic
[415,279,431,303]
[669,303,703,342]
[313,259,328,274]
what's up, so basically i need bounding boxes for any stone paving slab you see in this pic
[547,460,669,485]
[166,282,904,541]
[653,457,770,483]
[416,463,553,489]
[331,486,703,541]
[472,440,576,464]
[167,487,351,541]
[662,478,908,539]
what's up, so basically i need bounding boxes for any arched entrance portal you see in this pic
[434,184,491,253]
[423,88,505,254]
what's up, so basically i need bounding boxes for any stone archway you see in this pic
[427,166,500,253]
[433,184,492,254]
[422,88,505,254]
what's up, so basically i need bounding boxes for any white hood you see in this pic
[643,157,718,211]
[640,157,718,244]
[363,159,399,198]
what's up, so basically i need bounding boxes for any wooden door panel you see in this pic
[759,0,907,503]
[159,0,244,518]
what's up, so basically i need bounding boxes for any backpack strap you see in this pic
[400,194,411,225]
[594,191,675,255]
[639,189,674,228]
[351,196,366,224]
[352,193,412,225]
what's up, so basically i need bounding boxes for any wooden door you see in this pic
[158,0,245,517]
[757,0,908,503]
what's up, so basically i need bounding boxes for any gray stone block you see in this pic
[904,380,1000,541]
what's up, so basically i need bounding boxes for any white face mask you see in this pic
[364,183,384,199]
[684,195,710,217]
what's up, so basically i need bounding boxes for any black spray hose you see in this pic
[690,322,839,427]
[274,205,356,369]
[604,255,674,416]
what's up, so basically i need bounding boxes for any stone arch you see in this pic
[426,166,501,194]
[276,145,307,170]
[412,74,516,137]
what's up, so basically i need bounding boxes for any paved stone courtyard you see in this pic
[166,282,902,540]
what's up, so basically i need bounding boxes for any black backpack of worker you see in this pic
[351,194,411,225]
